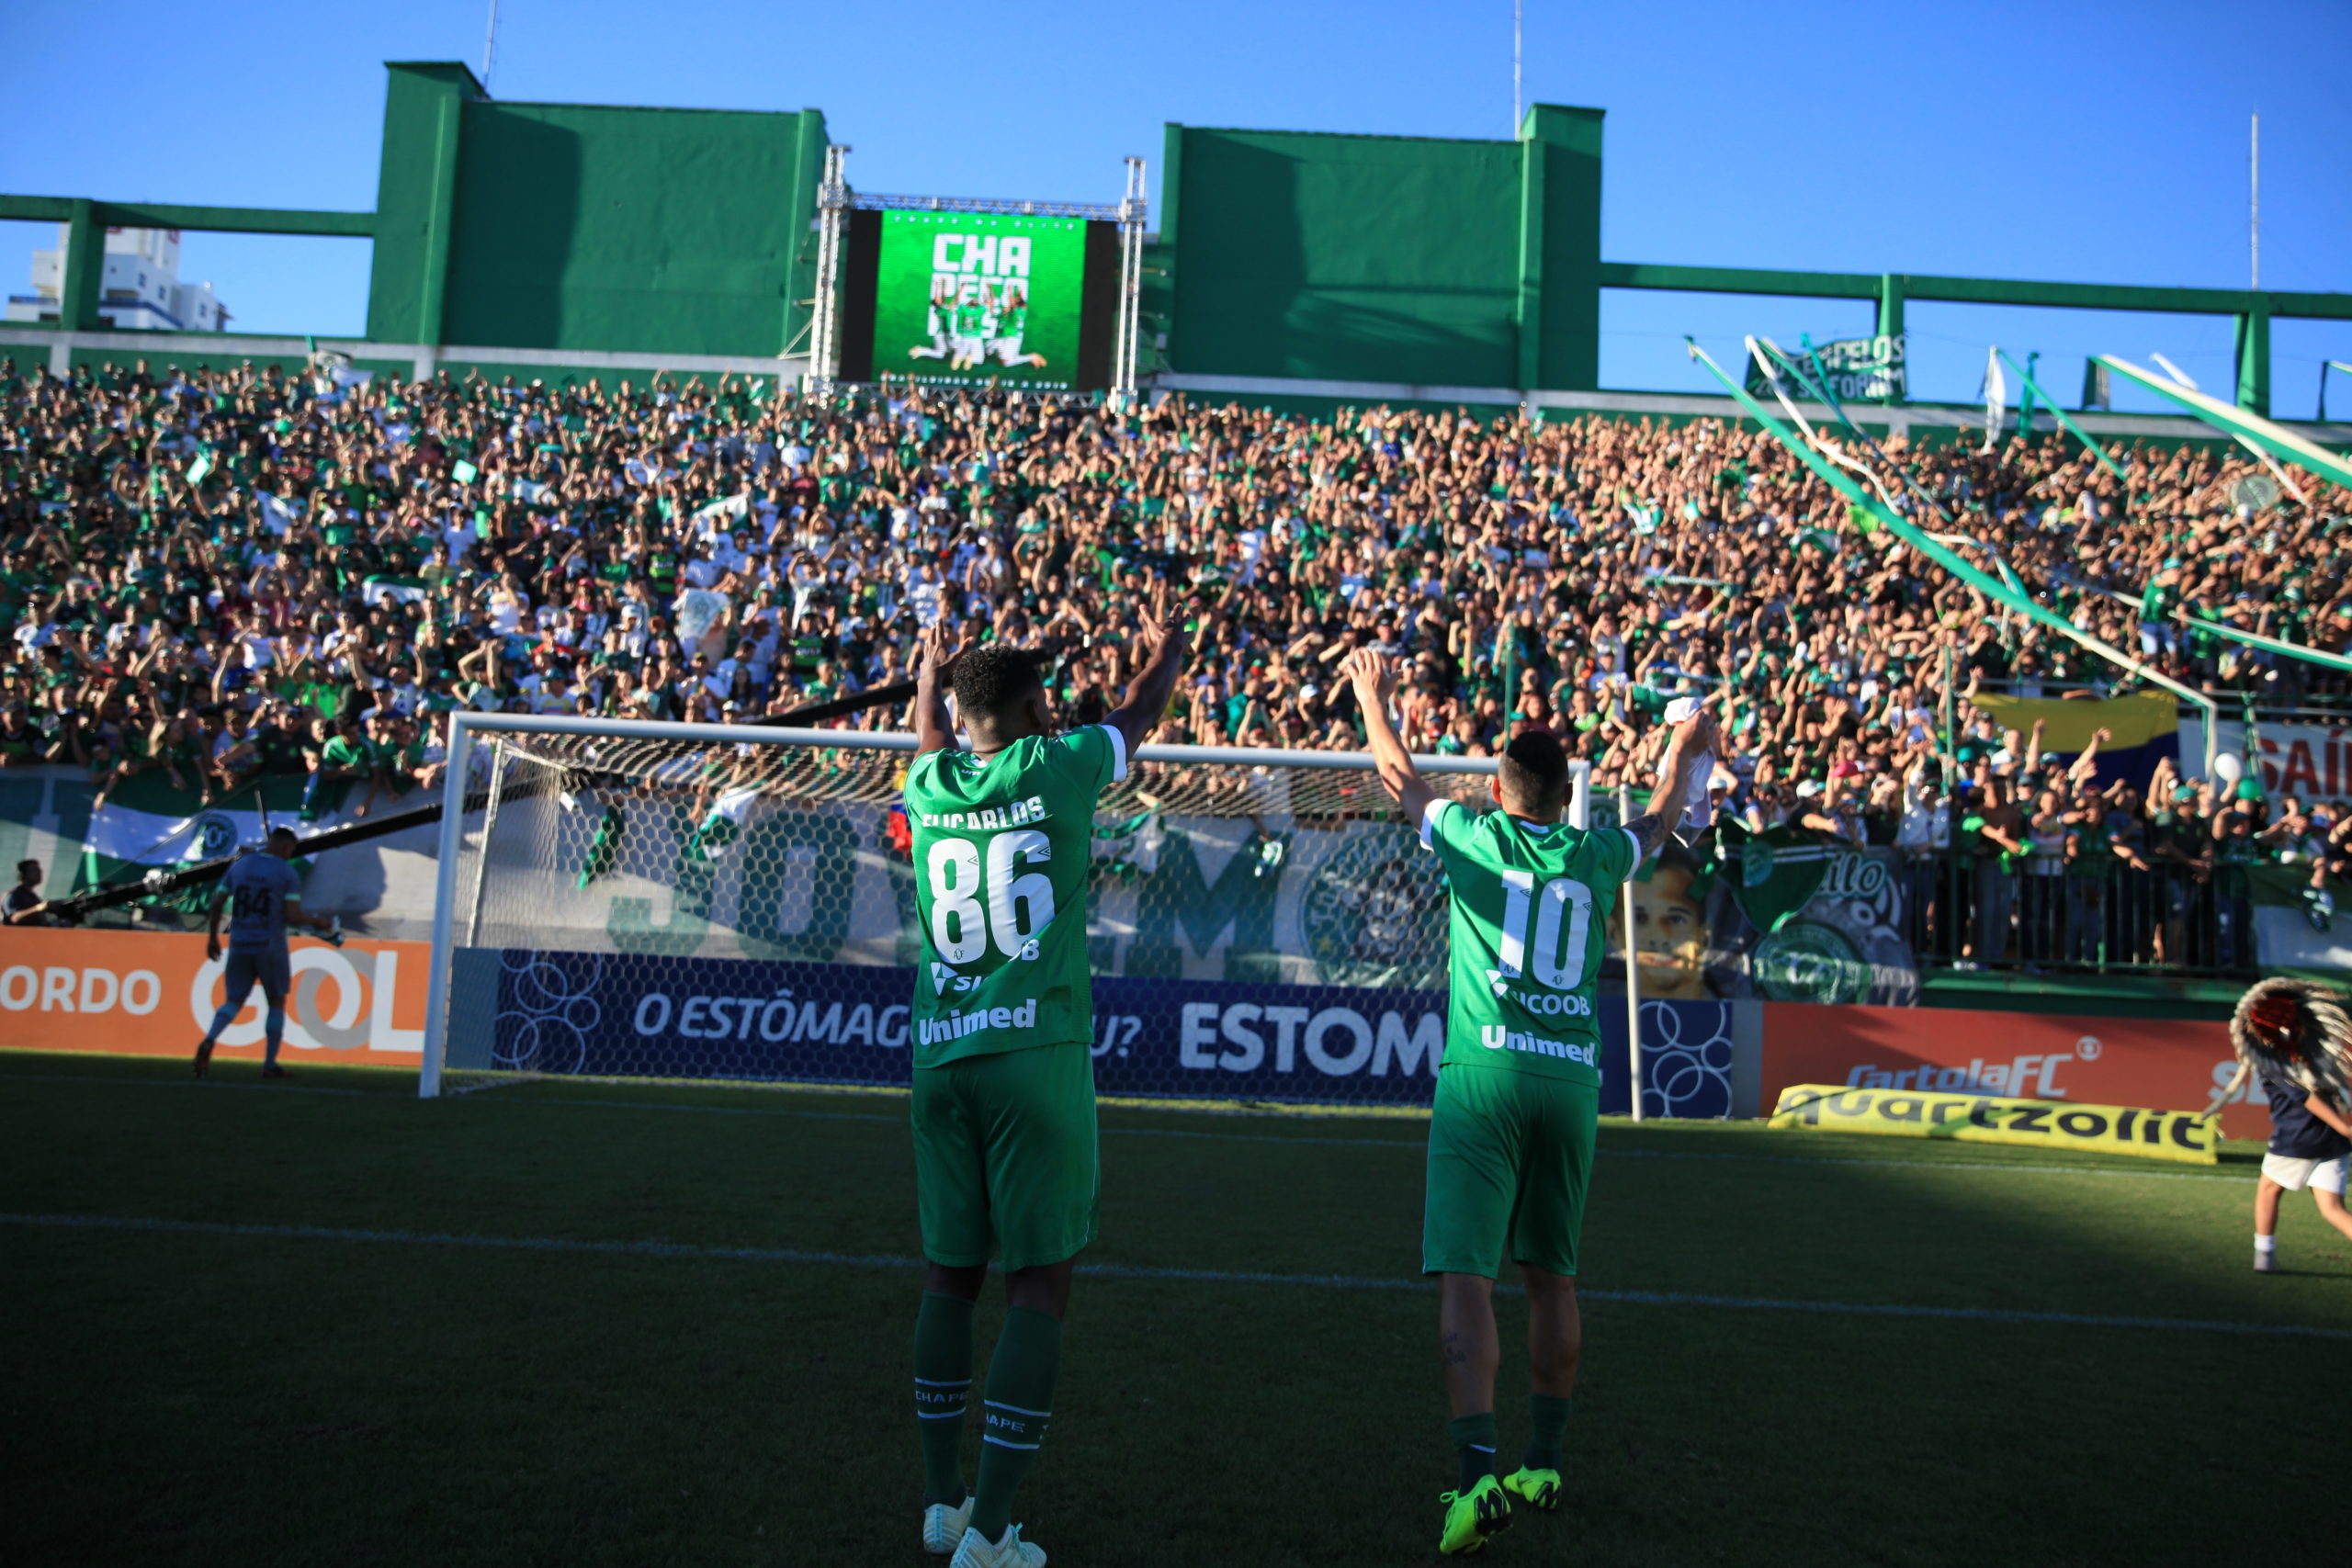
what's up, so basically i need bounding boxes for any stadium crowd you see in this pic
[2,355,2345,968]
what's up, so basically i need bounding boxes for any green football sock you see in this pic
[969,1307,1062,1543]
[1449,1412,1498,1492]
[1524,1394,1572,1471]
[913,1292,975,1507]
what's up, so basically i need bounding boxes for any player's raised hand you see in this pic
[1341,647,1398,705]
[1666,704,1720,762]
[919,619,970,678]
[1135,606,1183,659]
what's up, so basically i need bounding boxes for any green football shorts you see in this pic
[911,1042,1100,1272]
[1422,1062,1599,1280]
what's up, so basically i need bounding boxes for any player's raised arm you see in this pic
[1342,648,1438,827]
[1102,607,1187,759]
[1623,705,1720,865]
[911,621,970,759]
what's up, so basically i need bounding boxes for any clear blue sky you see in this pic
[5,0,2347,415]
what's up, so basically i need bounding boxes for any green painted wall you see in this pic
[443,101,821,355]
[365,63,827,357]
[366,62,477,345]
[1159,107,1603,392]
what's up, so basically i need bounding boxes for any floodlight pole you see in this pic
[807,144,852,396]
[2249,111,2259,291]
[1512,0,1523,135]
[1113,157,1148,405]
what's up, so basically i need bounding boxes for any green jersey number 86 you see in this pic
[925,829,1054,964]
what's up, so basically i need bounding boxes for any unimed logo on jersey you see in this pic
[1479,1027,1597,1066]
[919,998,1038,1045]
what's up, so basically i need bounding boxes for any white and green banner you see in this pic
[1746,335,1906,402]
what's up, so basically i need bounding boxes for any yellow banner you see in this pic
[1967,691,2177,753]
[1767,1083,2218,1165]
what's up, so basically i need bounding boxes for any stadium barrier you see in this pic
[0,927,428,1061]
[448,949,1760,1118]
[1755,1002,2260,1142]
[0,923,2263,1145]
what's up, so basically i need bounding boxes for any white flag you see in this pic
[1981,347,2007,453]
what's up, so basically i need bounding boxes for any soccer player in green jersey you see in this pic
[949,284,989,372]
[905,614,1185,1568]
[1342,647,1718,1556]
[985,285,1048,370]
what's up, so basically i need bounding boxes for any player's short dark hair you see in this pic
[16,859,39,879]
[1498,728,1570,814]
[951,644,1042,720]
[267,826,300,847]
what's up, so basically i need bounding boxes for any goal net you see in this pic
[420,716,1591,1107]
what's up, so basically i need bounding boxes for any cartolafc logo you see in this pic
[1845,1052,2075,1098]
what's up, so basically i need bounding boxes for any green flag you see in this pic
[185,450,213,485]
[577,805,628,888]
[1717,820,1839,933]
[451,459,479,485]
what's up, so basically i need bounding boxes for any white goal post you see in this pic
[416,711,1595,1102]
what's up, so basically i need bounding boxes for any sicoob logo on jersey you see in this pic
[1300,829,1446,987]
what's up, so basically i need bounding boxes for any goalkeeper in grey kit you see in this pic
[192,826,340,1079]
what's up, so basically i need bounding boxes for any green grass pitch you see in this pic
[4,1050,2346,1567]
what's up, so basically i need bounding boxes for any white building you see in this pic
[6,225,230,332]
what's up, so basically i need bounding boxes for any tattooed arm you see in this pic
[1623,705,1721,863]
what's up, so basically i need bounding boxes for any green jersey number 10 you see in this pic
[925,829,1054,964]
[1496,869,1595,991]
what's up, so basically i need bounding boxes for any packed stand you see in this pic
[2,355,2345,969]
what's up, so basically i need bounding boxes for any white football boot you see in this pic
[949,1522,1047,1568]
[922,1495,974,1555]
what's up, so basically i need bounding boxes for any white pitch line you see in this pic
[4,1212,2341,1342]
[0,1071,2249,1181]
[501,1096,2247,1180]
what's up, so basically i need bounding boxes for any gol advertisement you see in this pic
[1757,1003,2262,1140]
[1768,1082,2218,1165]
[0,928,428,1064]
